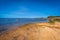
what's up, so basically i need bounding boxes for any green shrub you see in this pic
[49,20,55,24]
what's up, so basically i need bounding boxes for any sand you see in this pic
[0,22,60,40]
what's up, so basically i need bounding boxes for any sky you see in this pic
[0,0,60,18]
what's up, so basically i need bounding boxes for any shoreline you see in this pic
[0,21,60,40]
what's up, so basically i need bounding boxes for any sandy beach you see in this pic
[0,22,60,40]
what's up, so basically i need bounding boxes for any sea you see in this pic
[0,18,48,32]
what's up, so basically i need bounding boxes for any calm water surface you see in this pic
[0,18,48,32]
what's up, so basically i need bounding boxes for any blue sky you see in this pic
[0,0,60,18]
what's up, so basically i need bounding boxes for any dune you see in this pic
[0,22,60,40]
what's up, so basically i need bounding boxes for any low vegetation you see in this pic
[48,16,60,24]
[49,20,55,24]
